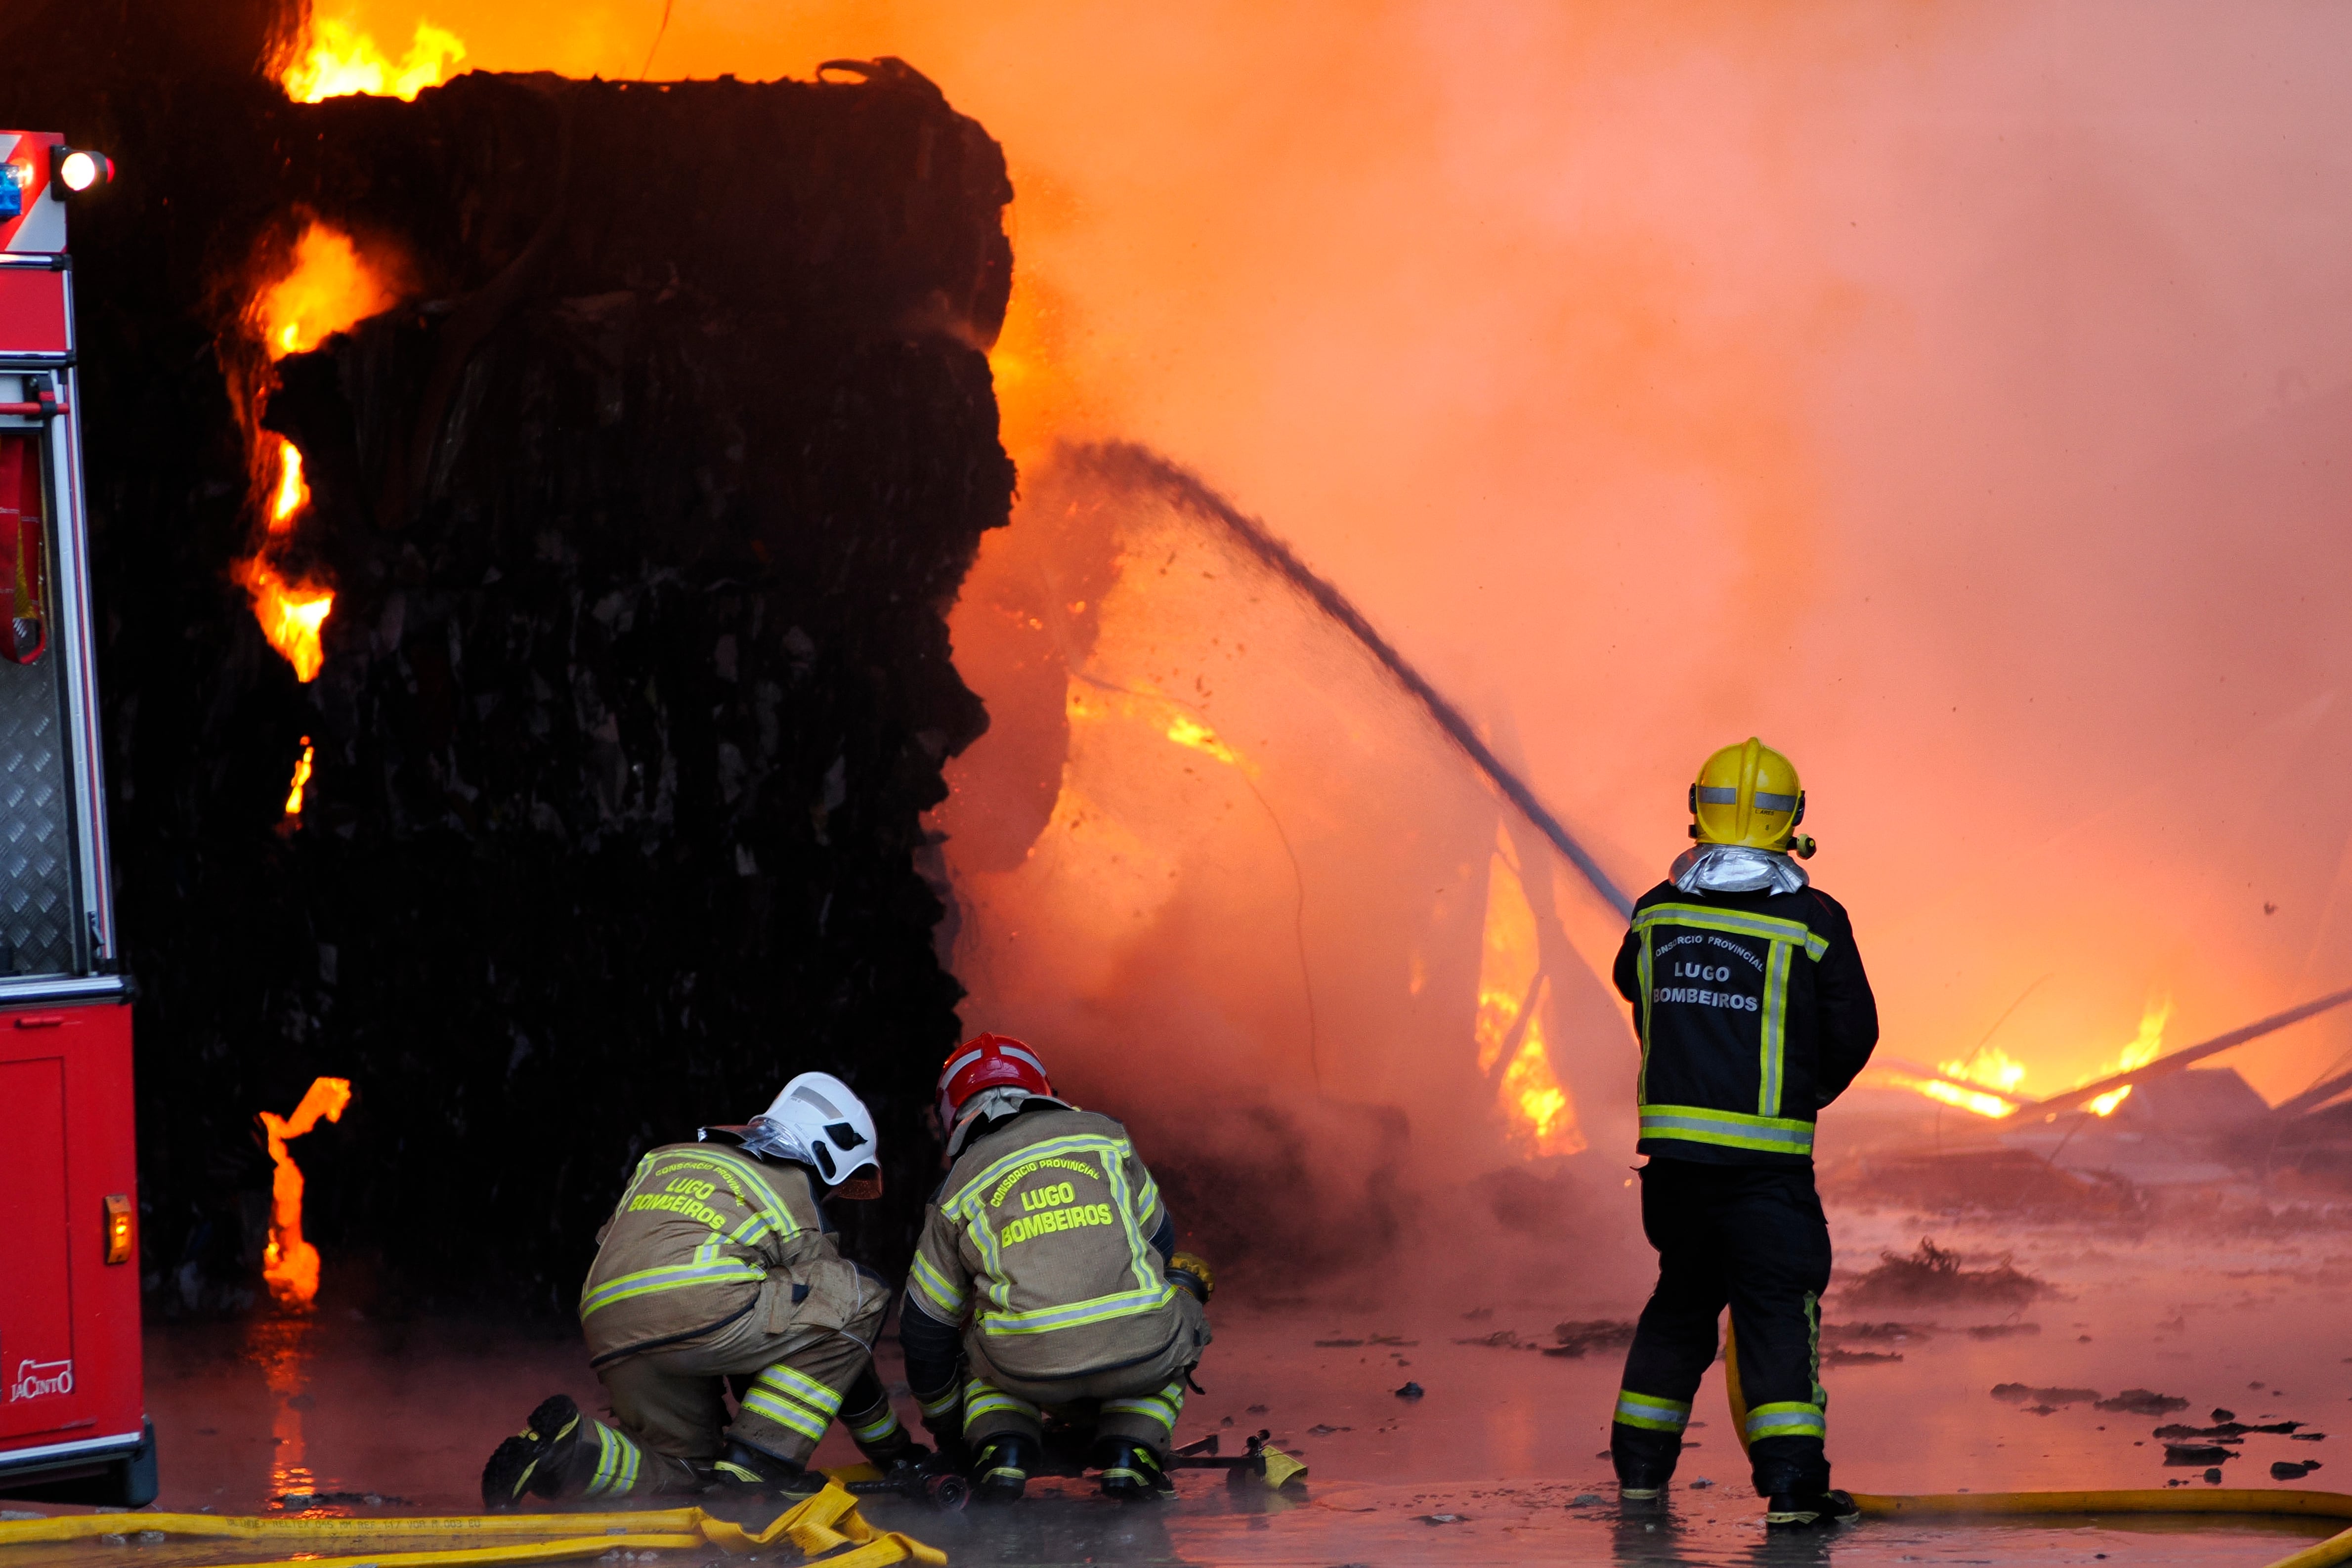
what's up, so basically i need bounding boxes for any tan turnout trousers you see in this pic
[602,1268,891,1465]
[960,1288,1210,1456]
[559,1140,892,1494]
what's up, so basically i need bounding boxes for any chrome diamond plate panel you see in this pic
[0,650,75,974]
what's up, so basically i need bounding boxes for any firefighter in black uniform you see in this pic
[1607,737,1878,1528]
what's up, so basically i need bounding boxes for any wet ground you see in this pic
[5,1201,2350,1566]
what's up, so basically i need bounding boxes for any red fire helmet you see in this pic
[936,1033,1053,1131]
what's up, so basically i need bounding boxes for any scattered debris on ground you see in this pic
[2274,1461,2324,1480]
[2154,1420,2302,1439]
[1966,1322,2041,1339]
[2099,1389,2191,1416]
[1827,1321,1936,1344]
[1845,1239,2050,1308]
[2163,1443,2236,1465]
[1826,1349,1903,1366]
[1992,1384,2101,1406]
[1395,1381,1425,1399]
[1822,1149,2145,1218]
[1550,1320,1640,1357]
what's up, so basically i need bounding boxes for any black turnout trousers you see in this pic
[1611,1158,1834,1497]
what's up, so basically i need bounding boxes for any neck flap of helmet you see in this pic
[703,1114,881,1197]
[945,1087,1069,1159]
[1670,843,1810,895]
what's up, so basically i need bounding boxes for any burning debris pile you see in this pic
[1843,1239,2050,1310]
[2,2,1013,1307]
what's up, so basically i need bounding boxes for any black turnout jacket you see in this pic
[1611,880,1878,1168]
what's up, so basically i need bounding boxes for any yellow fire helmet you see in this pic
[1689,737,1816,859]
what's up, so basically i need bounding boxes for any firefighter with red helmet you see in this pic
[480,1073,921,1507]
[899,1034,1213,1501]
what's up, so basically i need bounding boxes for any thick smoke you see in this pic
[307,4,2352,1210]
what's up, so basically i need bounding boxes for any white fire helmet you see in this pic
[732,1072,882,1199]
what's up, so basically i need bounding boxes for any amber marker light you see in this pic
[103,1193,134,1264]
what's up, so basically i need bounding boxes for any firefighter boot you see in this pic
[1610,1421,1678,1503]
[1766,1489,1859,1529]
[1093,1437,1171,1501]
[842,1380,930,1472]
[970,1434,1036,1503]
[707,1439,822,1499]
[481,1395,589,1510]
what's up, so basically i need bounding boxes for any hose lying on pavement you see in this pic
[1850,1490,2352,1568]
[0,1480,944,1568]
[1721,1324,2352,1568]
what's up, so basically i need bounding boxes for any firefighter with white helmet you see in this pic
[482,1072,919,1506]
[899,1034,1213,1502]
[1606,739,1879,1528]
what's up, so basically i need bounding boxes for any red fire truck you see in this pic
[0,129,151,1508]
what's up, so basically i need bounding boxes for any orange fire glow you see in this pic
[1887,998,2175,1120]
[1474,825,1582,1157]
[281,16,465,104]
[2083,998,2171,1116]
[283,737,316,820]
[1162,714,1245,769]
[1894,1073,2021,1119]
[259,1076,353,1309]
[235,220,399,683]
[269,440,310,531]
[234,558,335,683]
[253,223,399,362]
[1065,686,1260,776]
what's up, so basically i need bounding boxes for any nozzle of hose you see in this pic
[1167,1251,1215,1305]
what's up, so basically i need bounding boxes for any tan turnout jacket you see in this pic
[580,1140,861,1366]
[906,1106,1185,1383]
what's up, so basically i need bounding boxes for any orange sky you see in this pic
[304,1,2352,1112]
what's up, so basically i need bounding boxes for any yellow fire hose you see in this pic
[1721,1324,2352,1568]
[0,1481,944,1568]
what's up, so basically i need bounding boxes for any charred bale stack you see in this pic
[0,7,1014,1309]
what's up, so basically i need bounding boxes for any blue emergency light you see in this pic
[0,162,23,221]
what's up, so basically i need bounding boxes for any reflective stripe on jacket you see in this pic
[1613,883,1878,1167]
[579,1141,836,1364]
[906,1106,1178,1382]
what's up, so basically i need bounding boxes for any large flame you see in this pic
[235,219,402,683]
[1474,825,1582,1157]
[259,1076,353,1309]
[253,223,398,362]
[234,558,335,683]
[281,16,466,104]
